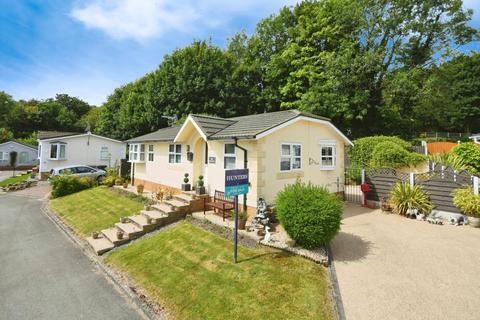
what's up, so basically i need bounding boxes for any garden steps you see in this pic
[86,236,115,255]
[101,227,130,246]
[174,193,195,204]
[115,222,144,239]
[151,203,174,214]
[129,214,157,232]
[164,199,189,210]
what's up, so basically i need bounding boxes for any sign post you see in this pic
[225,168,249,263]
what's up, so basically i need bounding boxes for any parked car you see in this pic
[48,165,106,183]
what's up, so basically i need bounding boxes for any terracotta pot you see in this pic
[468,216,480,228]
[123,182,128,188]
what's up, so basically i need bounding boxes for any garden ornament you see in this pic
[264,226,272,243]
[251,198,270,229]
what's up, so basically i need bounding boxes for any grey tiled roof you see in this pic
[127,110,332,142]
[126,126,181,142]
[38,131,81,140]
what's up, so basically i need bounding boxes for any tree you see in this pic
[0,91,16,128]
[415,53,480,133]
[0,128,14,143]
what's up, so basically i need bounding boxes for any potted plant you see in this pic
[115,177,123,186]
[136,184,144,194]
[453,187,480,228]
[165,187,175,200]
[117,230,124,240]
[238,210,248,230]
[196,175,205,195]
[92,231,99,239]
[155,188,165,202]
[182,173,191,191]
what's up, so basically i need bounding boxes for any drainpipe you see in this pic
[233,138,248,211]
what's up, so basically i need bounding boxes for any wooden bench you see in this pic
[204,190,235,221]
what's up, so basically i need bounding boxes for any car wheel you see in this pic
[97,175,105,183]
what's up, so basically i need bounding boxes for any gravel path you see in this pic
[330,204,480,320]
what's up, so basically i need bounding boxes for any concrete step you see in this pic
[142,210,172,227]
[164,199,188,210]
[152,203,174,214]
[129,214,157,232]
[174,193,195,204]
[181,190,197,199]
[115,222,145,239]
[86,236,114,255]
[101,227,130,246]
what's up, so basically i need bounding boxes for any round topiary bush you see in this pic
[276,182,343,249]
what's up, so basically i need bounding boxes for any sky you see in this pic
[0,0,478,106]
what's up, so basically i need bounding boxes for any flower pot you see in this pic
[181,184,191,191]
[92,231,99,239]
[117,231,124,240]
[136,185,144,194]
[238,219,247,230]
[468,217,480,228]
[123,182,128,188]
[196,186,205,195]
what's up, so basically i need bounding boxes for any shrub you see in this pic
[389,182,433,215]
[428,152,468,172]
[453,187,480,217]
[348,136,411,168]
[276,182,343,249]
[370,141,427,168]
[51,175,96,198]
[102,175,116,187]
[451,143,480,175]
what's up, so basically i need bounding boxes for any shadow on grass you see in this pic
[330,232,372,262]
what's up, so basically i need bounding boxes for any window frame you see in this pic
[280,143,302,172]
[319,141,336,170]
[168,144,182,164]
[223,143,236,170]
[100,146,110,160]
[49,143,66,160]
[128,143,145,162]
[19,151,29,164]
[148,144,154,162]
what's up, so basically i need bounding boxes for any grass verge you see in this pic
[49,186,143,235]
[0,172,29,187]
[105,222,333,320]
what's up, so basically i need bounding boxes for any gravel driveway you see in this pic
[331,204,480,320]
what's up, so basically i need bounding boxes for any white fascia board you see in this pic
[254,116,353,146]
[0,140,38,151]
[173,115,207,142]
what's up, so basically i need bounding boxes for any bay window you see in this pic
[280,143,301,171]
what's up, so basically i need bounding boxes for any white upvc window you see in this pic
[148,145,154,161]
[100,146,110,160]
[319,141,336,170]
[129,143,145,162]
[0,151,7,161]
[19,152,29,164]
[224,143,236,169]
[169,144,182,163]
[50,143,66,160]
[280,143,302,171]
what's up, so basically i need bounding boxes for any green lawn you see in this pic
[0,173,29,187]
[105,222,333,320]
[49,187,144,235]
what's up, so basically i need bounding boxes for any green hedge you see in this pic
[51,175,96,198]
[276,182,343,249]
[451,143,480,175]
[370,141,426,168]
[348,136,411,167]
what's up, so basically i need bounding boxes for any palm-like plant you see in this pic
[389,182,433,215]
[428,152,467,171]
[453,187,480,217]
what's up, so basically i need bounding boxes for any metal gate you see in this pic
[343,166,363,203]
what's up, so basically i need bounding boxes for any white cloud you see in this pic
[71,0,299,41]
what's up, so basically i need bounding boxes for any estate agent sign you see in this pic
[225,168,249,263]
[225,169,249,197]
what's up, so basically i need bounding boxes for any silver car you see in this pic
[49,165,106,183]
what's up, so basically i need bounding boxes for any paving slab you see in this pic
[152,203,174,214]
[164,199,188,209]
[86,236,115,255]
[115,222,144,239]
[129,215,156,232]
[101,227,130,246]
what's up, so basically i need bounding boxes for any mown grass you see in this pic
[0,172,29,187]
[49,186,143,235]
[105,222,333,320]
